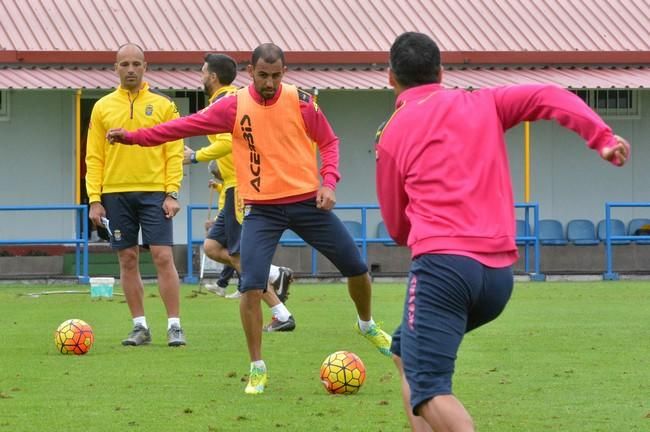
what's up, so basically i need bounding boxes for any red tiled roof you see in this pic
[2,65,649,90]
[0,0,648,65]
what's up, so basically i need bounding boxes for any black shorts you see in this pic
[101,192,173,250]
[390,254,513,414]
[205,187,241,255]
[239,198,368,291]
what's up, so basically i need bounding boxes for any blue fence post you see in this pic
[311,248,317,276]
[74,207,81,280]
[79,206,89,283]
[520,205,532,273]
[514,202,545,281]
[603,202,619,280]
[360,207,368,264]
[184,204,199,283]
[529,202,545,281]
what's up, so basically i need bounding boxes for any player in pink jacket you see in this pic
[376,32,630,432]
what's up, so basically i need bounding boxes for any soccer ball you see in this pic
[319,351,366,394]
[54,319,94,355]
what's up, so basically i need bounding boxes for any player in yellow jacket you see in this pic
[187,53,296,332]
[85,43,186,347]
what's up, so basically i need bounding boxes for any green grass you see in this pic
[0,281,648,431]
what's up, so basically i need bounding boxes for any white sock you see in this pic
[133,316,148,329]
[252,360,266,370]
[271,303,291,322]
[268,264,280,283]
[357,317,375,333]
[168,317,180,330]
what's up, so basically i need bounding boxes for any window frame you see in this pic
[572,88,640,120]
[0,90,9,121]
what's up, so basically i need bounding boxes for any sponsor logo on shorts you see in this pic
[407,275,417,331]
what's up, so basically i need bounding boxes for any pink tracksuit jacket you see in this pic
[375,83,620,268]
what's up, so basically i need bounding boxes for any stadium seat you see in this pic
[566,219,599,246]
[627,218,650,244]
[279,229,306,247]
[515,219,533,245]
[596,219,631,245]
[376,221,396,246]
[538,219,568,245]
[342,221,363,241]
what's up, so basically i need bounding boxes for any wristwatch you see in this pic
[166,191,179,200]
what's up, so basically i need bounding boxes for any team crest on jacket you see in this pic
[145,104,154,116]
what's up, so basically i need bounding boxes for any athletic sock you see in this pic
[133,316,148,329]
[252,360,266,370]
[268,264,280,283]
[271,303,291,322]
[168,317,181,330]
[357,317,376,334]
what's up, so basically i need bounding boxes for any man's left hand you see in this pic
[163,196,181,219]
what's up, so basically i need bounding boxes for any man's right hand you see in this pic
[89,202,106,227]
[183,145,194,165]
[106,128,129,144]
[601,135,630,167]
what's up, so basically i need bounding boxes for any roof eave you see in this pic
[1,51,649,66]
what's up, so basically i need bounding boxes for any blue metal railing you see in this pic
[184,203,394,280]
[0,205,89,282]
[184,204,209,283]
[185,202,543,282]
[516,202,544,280]
[602,202,650,280]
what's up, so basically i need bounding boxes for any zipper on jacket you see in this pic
[128,91,140,119]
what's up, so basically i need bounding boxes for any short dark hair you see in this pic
[389,32,441,88]
[251,43,285,67]
[204,53,237,85]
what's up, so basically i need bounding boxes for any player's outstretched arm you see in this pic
[106,98,236,147]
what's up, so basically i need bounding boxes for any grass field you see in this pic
[0,280,648,431]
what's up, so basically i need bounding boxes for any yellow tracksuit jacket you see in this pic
[85,82,184,203]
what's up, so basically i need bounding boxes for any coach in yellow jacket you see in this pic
[85,43,186,347]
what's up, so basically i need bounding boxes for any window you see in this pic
[0,90,9,120]
[174,90,206,114]
[572,89,639,118]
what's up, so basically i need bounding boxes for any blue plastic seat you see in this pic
[538,219,567,245]
[627,218,650,244]
[342,221,363,241]
[376,221,396,246]
[279,229,306,247]
[566,219,599,246]
[515,219,533,245]
[596,219,631,245]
